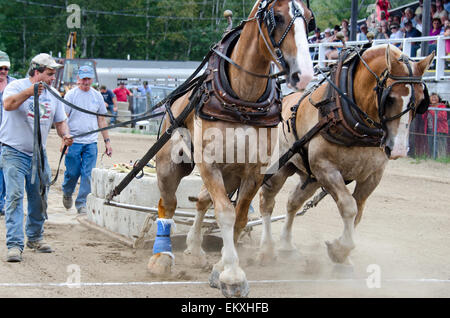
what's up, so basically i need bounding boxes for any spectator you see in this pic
[431,2,437,20]
[0,51,16,217]
[428,18,443,54]
[404,20,422,57]
[441,15,449,30]
[341,19,350,41]
[445,0,450,12]
[415,0,424,16]
[401,8,417,28]
[0,53,73,262]
[376,0,391,22]
[323,28,336,62]
[62,66,112,215]
[138,81,152,109]
[423,93,449,158]
[113,81,132,103]
[100,85,117,124]
[392,15,402,26]
[379,10,388,26]
[308,28,323,60]
[357,24,369,41]
[445,24,450,55]
[434,0,448,20]
[389,23,404,47]
[415,14,423,33]
[375,23,390,39]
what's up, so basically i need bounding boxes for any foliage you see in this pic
[0,0,416,77]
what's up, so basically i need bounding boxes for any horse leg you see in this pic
[257,164,295,265]
[316,170,357,265]
[147,159,193,276]
[198,164,248,298]
[352,170,384,226]
[279,174,320,255]
[183,186,212,267]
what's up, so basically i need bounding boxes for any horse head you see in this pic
[256,0,314,90]
[357,45,434,159]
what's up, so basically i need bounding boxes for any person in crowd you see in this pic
[357,23,369,41]
[62,66,112,215]
[429,18,443,54]
[392,15,402,26]
[341,19,350,41]
[0,51,16,217]
[112,81,132,103]
[376,0,391,22]
[423,93,449,158]
[401,8,417,28]
[100,85,117,124]
[444,0,450,12]
[323,28,337,63]
[444,24,450,55]
[434,0,448,20]
[415,0,424,16]
[389,23,404,47]
[138,81,152,108]
[404,20,422,57]
[308,28,323,60]
[0,53,73,262]
[415,14,423,33]
[375,23,390,39]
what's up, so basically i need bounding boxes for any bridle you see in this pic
[354,48,429,142]
[213,0,315,79]
[256,0,315,73]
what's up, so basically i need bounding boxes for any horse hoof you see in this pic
[220,280,249,298]
[325,240,352,264]
[209,270,221,289]
[147,253,173,276]
[183,249,207,267]
[256,251,277,266]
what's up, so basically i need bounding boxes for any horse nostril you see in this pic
[291,71,301,83]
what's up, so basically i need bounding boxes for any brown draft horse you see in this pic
[148,0,314,297]
[258,45,434,266]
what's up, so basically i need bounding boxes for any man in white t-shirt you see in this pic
[0,53,73,262]
[62,65,112,215]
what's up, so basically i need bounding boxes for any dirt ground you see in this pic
[0,129,449,299]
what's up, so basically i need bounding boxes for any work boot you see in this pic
[63,195,73,210]
[26,240,53,253]
[77,206,88,214]
[6,247,22,262]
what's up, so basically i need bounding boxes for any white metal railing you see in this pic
[308,35,450,81]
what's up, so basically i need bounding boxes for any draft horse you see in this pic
[258,44,434,266]
[148,0,315,297]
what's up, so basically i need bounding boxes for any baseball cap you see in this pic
[324,28,331,33]
[78,65,95,79]
[0,51,10,68]
[31,53,62,70]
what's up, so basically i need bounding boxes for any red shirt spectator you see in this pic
[376,0,391,21]
[113,83,132,102]
[423,96,449,135]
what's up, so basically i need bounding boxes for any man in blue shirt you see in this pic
[137,81,152,108]
[100,85,117,124]
[0,51,16,217]
[404,20,422,57]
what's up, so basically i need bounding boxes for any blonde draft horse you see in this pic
[258,45,434,266]
[149,0,314,297]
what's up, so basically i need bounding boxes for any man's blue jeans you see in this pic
[107,104,117,124]
[62,143,98,210]
[0,145,6,213]
[0,145,51,251]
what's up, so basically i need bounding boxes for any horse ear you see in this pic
[416,51,435,75]
[385,44,396,73]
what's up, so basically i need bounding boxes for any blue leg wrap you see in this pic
[153,219,174,258]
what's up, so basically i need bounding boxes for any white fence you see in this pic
[308,35,450,82]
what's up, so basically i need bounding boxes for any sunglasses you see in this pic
[0,67,9,71]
